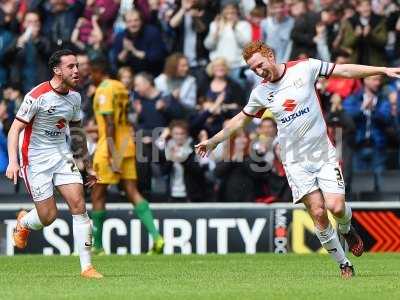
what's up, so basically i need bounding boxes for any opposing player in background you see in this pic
[5,50,102,279]
[196,41,400,278]
[90,59,164,255]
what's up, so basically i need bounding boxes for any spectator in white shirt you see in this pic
[204,3,251,85]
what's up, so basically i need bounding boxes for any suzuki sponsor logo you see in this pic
[282,99,297,112]
[281,107,310,124]
[56,119,66,129]
[45,130,63,137]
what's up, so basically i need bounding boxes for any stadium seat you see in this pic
[0,176,23,195]
[358,192,400,202]
[350,171,375,194]
[380,170,400,193]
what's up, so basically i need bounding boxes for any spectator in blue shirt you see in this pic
[261,0,294,63]
[0,99,8,173]
[111,9,167,76]
[30,0,85,51]
[343,75,391,191]
[9,11,51,93]
[0,16,15,89]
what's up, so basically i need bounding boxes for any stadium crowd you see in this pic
[1,0,400,202]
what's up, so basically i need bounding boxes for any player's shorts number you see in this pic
[334,167,344,187]
[68,160,79,173]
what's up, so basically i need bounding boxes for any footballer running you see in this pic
[195,40,400,279]
[5,49,102,279]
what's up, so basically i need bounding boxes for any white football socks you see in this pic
[334,204,352,235]
[72,212,92,271]
[20,209,44,230]
[315,223,350,266]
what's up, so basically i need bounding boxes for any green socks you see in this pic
[91,201,160,250]
[134,200,161,240]
[91,210,106,249]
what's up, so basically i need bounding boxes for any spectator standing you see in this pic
[10,11,51,94]
[320,5,343,52]
[0,99,8,172]
[133,72,185,193]
[248,6,266,42]
[30,0,85,50]
[261,0,294,63]
[111,9,167,76]
[157,120,209,202]
[134,72,185,132]
[155,53,197,110]
[343,75,391,191]
[387,7,400,65]
[289,0,319,59]
[215,129,259,202]
[0,0,20,34]
[169,0,214,81]
[76,0,119,46]
[251,117,291,203]
[71,15,107,61]
[0,3,17,89]
[387,76,400,165]
[323,51,362,104]
[204,3,251,84]
[341,0,388,66]
[198,57,246,120]
[326,94,356,194]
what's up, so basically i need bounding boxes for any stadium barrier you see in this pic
[1,202,399,255]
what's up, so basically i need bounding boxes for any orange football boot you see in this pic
[81,266,103,279]
[13,210,30,249]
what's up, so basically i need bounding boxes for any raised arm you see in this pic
[5,119,27,184]
[195,111,252,157]
[332,64,400,79]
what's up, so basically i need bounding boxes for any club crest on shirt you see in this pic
[293,78,305,89]
[267,92,274,103]
[19,98,33,117]
[99,94,107,104]
[19,104,29,117]
[73,104,80,114]
[47,106,56,114]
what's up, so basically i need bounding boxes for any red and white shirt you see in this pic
[16,81,81,166]
[243,58,336,163]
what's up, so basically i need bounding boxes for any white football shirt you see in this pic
[16,81,81,166]
[243,58,336,164]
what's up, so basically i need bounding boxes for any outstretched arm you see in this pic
[332,64,400,79]
[195,111,252,157]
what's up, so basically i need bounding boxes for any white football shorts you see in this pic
[283,160,345,203]
[20,155,83,202]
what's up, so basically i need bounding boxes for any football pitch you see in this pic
[0,253,399,300]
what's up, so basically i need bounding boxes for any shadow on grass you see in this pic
[98,274,136,278]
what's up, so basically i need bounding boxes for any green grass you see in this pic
[0,254,399,300]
